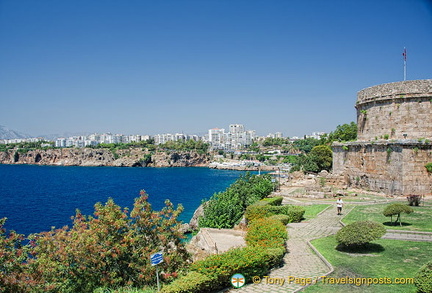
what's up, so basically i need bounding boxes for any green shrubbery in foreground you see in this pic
[162,218,288,293]
[415,261,432,293]
[162,188,302,293]
[0,191,189,292]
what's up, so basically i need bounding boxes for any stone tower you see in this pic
[333,79,432,195]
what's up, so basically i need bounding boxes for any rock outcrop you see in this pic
[0,148,210,167]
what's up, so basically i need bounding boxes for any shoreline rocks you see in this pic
[0,148,210,168]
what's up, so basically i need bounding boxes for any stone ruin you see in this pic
[332,79,432,195]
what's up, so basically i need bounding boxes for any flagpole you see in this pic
[403,48,407,81]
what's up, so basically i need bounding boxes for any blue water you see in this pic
[0,165,247,236]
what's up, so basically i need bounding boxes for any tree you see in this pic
[28,191,190,292]
[0,218,34,292]
[327,122,357,143]
[292,137,321,153]
[383,203,414,226]
[308,145,333,171]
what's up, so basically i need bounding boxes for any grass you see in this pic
[342,201,432,232]
[304,236,432,293]
[302,204,330,220]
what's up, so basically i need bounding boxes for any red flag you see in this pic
[402,48,407,61]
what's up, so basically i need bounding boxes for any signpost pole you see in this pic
[150,251,164,292]
[156,266,160,292]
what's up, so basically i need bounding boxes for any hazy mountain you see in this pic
[0,125,32,140]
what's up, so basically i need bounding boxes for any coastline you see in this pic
[0,148,281,171]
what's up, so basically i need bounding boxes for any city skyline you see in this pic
[1,1,431,137]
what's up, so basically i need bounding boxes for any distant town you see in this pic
[0,124,325,151]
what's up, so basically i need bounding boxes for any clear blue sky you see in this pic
[1,0,431,137]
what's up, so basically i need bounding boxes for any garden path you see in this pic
[226,205,346,293]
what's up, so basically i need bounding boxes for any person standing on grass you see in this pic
[336,197,344,215]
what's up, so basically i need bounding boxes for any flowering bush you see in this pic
[0,191,190,292]
[245,218,287,249]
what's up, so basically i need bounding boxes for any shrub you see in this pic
[414,261,432,293]
[406,195,422,206]
[268,214,290,225]
[28,191,189,292]
[199,174,274,228]
[265,247,286,267]
[0,218,34,292]
[336,221,386,247]
[425,162,432,173]
[245,218,287,249]
[190,246,269,290]
[383,203,414,226]
[245,205,305,223]
[254,196,283,206]
[161,271,215,293]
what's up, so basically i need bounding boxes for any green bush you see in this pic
[199,173,275,228]
[285,206,305,222]
[383,203,414,226]
[336,221,386,247]
[253,196,283,206]
[245,218,287,249]
[245,205,305,223]
[265,247,286,268]
[161,271,215,293]
[268,214,290,225]
[414,261,432,293]
[190,246,269,290]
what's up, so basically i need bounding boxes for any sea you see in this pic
[0,164,249,236]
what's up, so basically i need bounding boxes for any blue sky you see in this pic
[1,0,431,137]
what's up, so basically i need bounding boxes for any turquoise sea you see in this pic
[0,165,247,236]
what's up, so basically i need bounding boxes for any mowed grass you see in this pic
[302,204,330,220]
[342,201,432,232]
[304,236,432,293]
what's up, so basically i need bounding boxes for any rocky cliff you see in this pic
[0,148,210,167]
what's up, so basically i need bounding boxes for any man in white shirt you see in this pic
[336,197,344,215]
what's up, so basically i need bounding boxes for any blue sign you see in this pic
[150,251,164,266]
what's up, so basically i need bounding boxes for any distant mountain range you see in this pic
[0,125,92,141]
[0,125,32,140]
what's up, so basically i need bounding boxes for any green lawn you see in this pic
[304,236,432,293]
[342,201,432,232]
[302,204,330,220]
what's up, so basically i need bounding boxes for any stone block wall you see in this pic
[356,80,432,141]
[332,79,432,195]
[333,141,432,195]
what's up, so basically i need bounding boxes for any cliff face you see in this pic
[0,148,210,167]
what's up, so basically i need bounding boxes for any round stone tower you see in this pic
[333,79,432,195]
[356,79,432,141]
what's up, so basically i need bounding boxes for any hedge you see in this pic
[268,214,290,225]
[245,217,287,249]
[415,261,432,293]
[253,196,283,206]
[245,205,305,223]
[160,271,216,293]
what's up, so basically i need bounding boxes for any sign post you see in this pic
[150,251,164,292]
